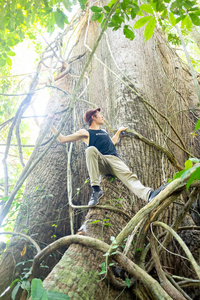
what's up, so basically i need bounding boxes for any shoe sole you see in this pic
[89,193,103,207]
[148,183,169,202]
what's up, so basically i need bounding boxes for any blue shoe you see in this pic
[88,190,103,206]
[148,183,169,202]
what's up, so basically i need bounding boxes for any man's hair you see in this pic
[83,108,101,125]
[88,112,97,126]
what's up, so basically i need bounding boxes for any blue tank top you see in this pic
[88,129,119,157]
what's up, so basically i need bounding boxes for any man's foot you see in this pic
[88,189,103,206]
[148,183,169,202]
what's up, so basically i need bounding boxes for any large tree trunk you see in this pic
[1,4,200,300]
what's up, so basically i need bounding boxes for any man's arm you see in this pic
[51,124,89,143]
[111,127,128,145]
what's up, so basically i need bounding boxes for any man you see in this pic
[50,108,166,206]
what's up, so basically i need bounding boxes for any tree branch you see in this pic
[150,231,186,300]
[125,129,183,170]
[0,231,41,253]
[114,164,200,248]
[2,62,42,197]
[165,274,193,300]
[152,221,200,280]
[32,235,172,299]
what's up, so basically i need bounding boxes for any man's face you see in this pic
[92,111,104,125]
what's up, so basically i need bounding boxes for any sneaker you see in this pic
[88,189,103,206]
[148,183,169,202]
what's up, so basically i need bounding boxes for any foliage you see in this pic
[31,278,70,300]
[10,264,32,299]
[90,0,200,42]
[174,157,200,189]
[0,63,34,239]
[1,0,200,70]
[10,277,71,300]
[173,117,200,189]
[0,0,74,67]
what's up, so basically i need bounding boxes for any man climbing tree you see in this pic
[1,1,200,298]
[50,108,166,206]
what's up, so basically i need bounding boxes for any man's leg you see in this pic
[104,155,152,202]
[85,147,113,206]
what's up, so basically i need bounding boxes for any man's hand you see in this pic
[111,127,128,145]
[118,127,128,133]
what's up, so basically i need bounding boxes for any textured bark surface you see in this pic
[1,4,200,300]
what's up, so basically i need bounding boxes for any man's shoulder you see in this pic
[76,129,89,137]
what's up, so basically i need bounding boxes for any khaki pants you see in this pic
[86,146,151,202]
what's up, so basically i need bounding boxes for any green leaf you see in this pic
[121,0,129,11]
[144,17,156,41]
[10,279,20,288]
[125,278,130,288]
[181,15,192,30]
[189,13,200,26]
[7,50,16,56]
[91,6,103,13]
[90,220,101,224]
[78,0,87,10]
[130,3,140,16]
[131,9,136,20]
[46,291,70,300]
[0,56,6,67]
[184,0,197,10]
[54,9,68,29]
[11,282,21,300]
[21,280,31,290]
[136,248,142,252]
[123,25,135,40]
[31,278,47,300]
[169,12,176,26]
[111,251,118,255]
[63,0,71,11]
[156,2,166,12]
[91,13,103,21]
[104,6,111,12]
[107,0,118,8]
[0,196,9,202]
[7,38,20,46]
[111,244,118,249]
[133,16,152,29]
[98,13,104,23]
[104,223,112,226]
[137,10,144,17]
[186,168,200,189]
[140,4,154,15]
[185,16,193,31]
[99,269,107,274]
[99,262,106,274]
[6,56,12,66]
[184,159,193,170]
[195,118,200,131]
[181,168,194,181]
